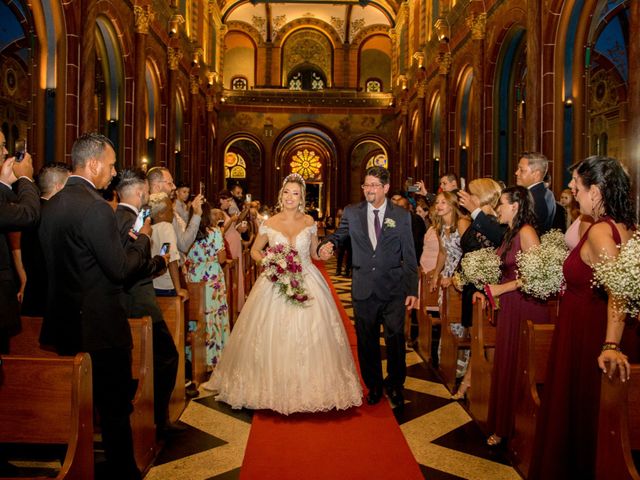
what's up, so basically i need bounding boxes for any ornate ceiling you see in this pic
[222,1,397,43]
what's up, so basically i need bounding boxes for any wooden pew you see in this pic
[242,248,254,294]
[596,363,640,480]
[156,295,186,423]
[223,259,238,327]
[10,315,57,357]
[411,270,439,364]
[12,316,157,473]
[0,353,94,480]
[439,286,469,393]
[187,281,208,386]
[127,316,156,472]
[509,320,555,478]
[467,301,496,431]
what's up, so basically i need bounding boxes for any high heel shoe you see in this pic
[450,381,470,400]
[486,434,502,446]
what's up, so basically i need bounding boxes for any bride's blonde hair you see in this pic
[277,173,306,213]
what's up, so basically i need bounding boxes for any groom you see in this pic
[319,166,418,407]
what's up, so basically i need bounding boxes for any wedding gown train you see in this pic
[207,224,363,415]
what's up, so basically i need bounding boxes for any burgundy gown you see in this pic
[530,218,621,479]
[487,231,549,438]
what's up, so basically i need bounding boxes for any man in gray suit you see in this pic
[320,166,418,408]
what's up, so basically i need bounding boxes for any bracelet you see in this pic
[601,342,621,353]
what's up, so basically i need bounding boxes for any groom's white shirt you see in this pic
[367,199,387,250]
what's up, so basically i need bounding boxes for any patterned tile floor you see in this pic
[145,258,521,480]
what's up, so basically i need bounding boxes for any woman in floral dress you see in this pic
[185,203,229,369]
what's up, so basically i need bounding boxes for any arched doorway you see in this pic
[273,125,339,218]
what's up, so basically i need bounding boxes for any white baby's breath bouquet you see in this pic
[516,229,569,300]
[456,247,502,290]
[592,231,640,316]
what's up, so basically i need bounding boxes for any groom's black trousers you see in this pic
[352,293,406,392]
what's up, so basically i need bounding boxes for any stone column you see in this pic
[133,5,153,164]
[628,1,640,212]
[525,0,541,152]
[189,71,200,186]
[438,52,451,172]
[467,12,485,178]
[167,47,182,173]
[79,0,97,131]
[206,87,216,194]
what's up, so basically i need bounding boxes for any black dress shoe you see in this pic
[157,422,188,440]
[387,389,404,408]
[366,389,383,405]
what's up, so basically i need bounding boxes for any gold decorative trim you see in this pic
[466,13,486,41]
[168,47,183,70]
[134,5,154,34]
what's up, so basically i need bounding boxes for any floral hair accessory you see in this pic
[283,173,306,188]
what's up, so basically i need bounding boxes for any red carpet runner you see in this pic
[240,260,423,479]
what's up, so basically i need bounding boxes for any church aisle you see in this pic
[145,259,521,480]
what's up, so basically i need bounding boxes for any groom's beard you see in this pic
[365,192,377,204]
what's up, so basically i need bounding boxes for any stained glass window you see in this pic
[290,149,322,180]
[231,76,248,90]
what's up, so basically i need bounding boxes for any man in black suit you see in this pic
[515,152,557,234]
[40,133,152,479]
[114,169,179,438]
[0,133,40,353]
[320,166,418,408]
[20,163,70,316]
[458,152,559,243]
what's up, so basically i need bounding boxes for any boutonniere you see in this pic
[384,218,396,229]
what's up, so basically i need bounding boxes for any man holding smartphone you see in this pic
[40,133,151,479]
[0,131,39,353]
[115,169,179,439]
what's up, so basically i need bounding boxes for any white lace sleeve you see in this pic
[310,223,317,235]
[259,224,269,235]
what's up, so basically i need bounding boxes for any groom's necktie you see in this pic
[373,209,382,239]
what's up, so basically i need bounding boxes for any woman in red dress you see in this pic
[531,157,636,479]
[480,186,549,446]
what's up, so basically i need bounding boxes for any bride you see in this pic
[206,173,363,414]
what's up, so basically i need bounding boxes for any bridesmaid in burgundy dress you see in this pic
[531,157,636,479]
[479,186,549,446]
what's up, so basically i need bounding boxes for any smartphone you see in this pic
[159,242,171,255]
[245,193,252,203]
[132,207,151,233]
[14,139,27,162]
[199,181,205,196]
[406,176,419,192]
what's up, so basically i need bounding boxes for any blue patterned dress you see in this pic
[185,228,230,366]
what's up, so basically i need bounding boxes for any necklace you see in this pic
[443,224,453,229]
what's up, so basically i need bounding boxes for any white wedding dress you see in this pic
[208,224,363,415]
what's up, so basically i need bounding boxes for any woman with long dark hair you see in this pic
[185,202,229,370]
[531,157,636,479]
[480,186,549,446]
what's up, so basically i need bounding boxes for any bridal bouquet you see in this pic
[592,231,640,316]
[516,229,569,300]
[261,243,310,307]
[455,247,502,291]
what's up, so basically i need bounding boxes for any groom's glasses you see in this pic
[361,183,383,190]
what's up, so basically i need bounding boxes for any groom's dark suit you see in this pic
[323,200,418,396]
